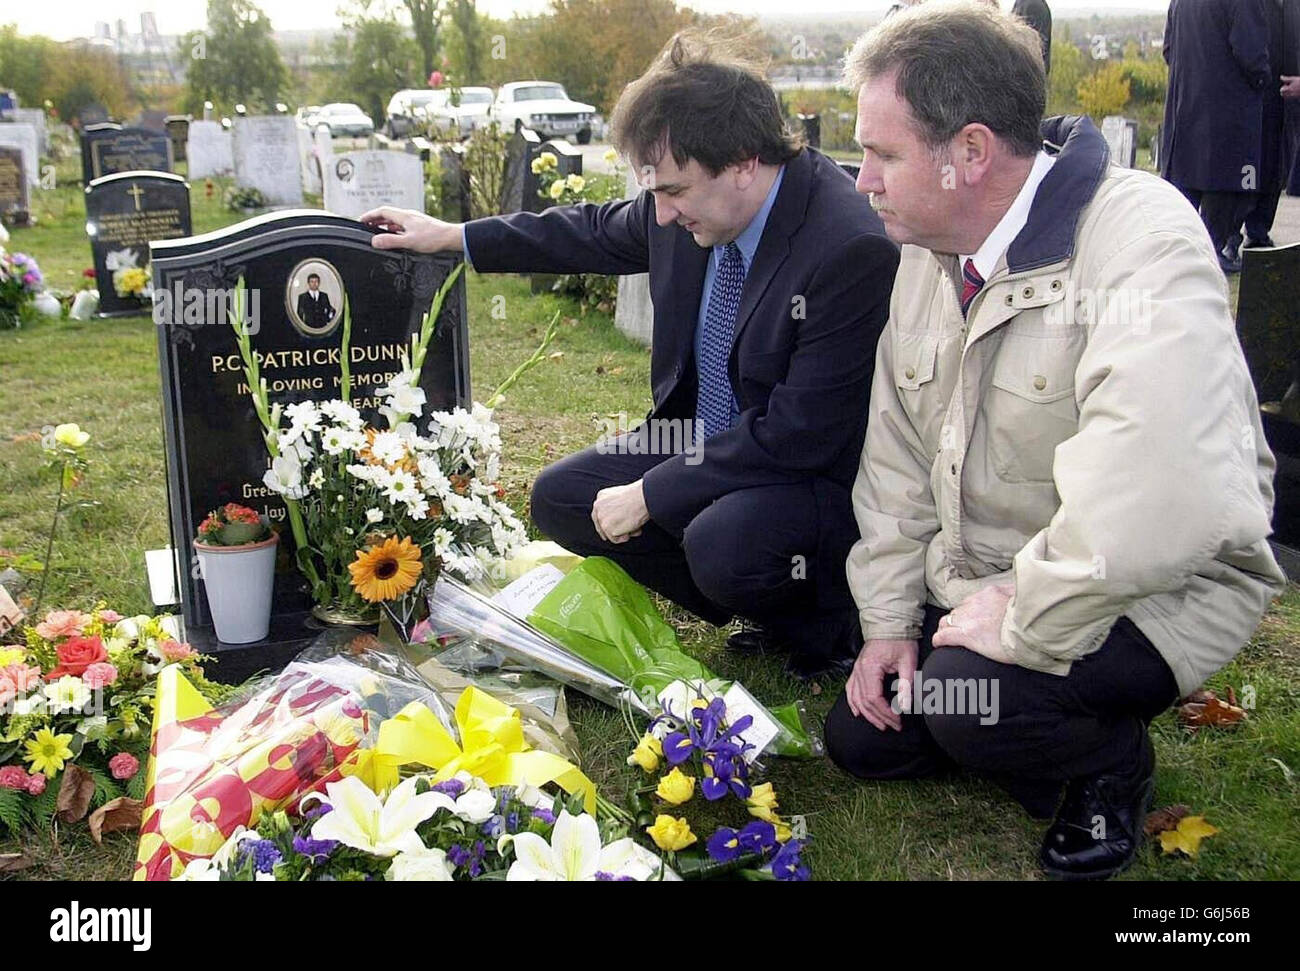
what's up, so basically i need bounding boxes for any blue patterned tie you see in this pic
[696,242,745,444]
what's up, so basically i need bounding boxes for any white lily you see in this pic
[505,810,661,881]
[263,455,307,499]
[304,776,444,857]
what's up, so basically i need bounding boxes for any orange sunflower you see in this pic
[347,536,423,602]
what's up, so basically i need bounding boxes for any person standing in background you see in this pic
[1012,0,1053,75]
[1161,0,1271,273]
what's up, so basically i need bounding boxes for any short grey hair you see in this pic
[845,1,1046,158]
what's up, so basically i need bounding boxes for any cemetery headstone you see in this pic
[1236,243,1300,575]
[9,108,49,155]
[83,126,173,181]
[322,149,425,219]
[165,115,191,163]
[540,138,583,179]
[0,146,30,225]
[80,122,120,183]
[314,123,334,164]
[134,109,169,133]
[85,171,192,317]
[1101,115,1138,169]
[232,115,303,206]
[0,122,39,188]
[614,166,652,346]
[149,211,470,679]
[438,143,472,223]
[186,120,234,178]
[298,125,322,196]
[406,136,434,162]
[500,125,542,214]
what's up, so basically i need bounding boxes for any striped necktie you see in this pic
[960,258,984,317]
[696,242,745,444]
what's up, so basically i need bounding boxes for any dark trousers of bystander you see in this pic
[528,434,861,665]
[824,605,1179,818]
[1178,186,1259,257]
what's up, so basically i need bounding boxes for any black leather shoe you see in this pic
[1039,737,1155,881]
[1218,252,1242,275]
[725,624,790,654]
[1244,234,1274,249]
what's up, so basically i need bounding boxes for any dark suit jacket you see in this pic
[1162,0,1271,191]
[1012,0,1053,75]
[297,290,335,328]
[464,147,899,533]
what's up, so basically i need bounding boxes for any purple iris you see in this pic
[707,827,743,862]
[239,839,283,874]
[737,820,777,855]
[431,778,466,798]
[532,807,556,825]
[292,835,339,864]
[659,694,756,773]
[594,871,635,881]
[449,840,487,877]
[700,745,752,801]
[481,815,505,838]
[302,802,333,821]
[769,839,810,881]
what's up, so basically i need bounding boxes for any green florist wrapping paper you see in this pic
[498,556,821,759]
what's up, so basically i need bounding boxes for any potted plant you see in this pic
[193,503,278,643]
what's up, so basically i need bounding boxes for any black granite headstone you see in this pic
[0,146,29,225]
[84,126,173,182]
[540,139,583,180]
[149,211,470,680]
[86,171,192,317]
[1237,243,1300,574]
[500,126,542,214]
[80,122,121,185]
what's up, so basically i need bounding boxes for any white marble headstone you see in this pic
[232,115,303,206]
[1101,116,1138,169]
[0,123,39,188]
[322,150,425,220]
[9,109,48,154]
[298,126,322,195]
[186,120,234,178]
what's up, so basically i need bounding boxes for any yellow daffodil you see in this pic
[748,803,780,824]
[626,733,662,773]
[646,814,696,852]
[54,423,90,448]
[747,782,778,815]
[548,179,565,201]
[655,767,695,806]
[566,173,585,193]
[25,727,75,777]
[774,819,792,843]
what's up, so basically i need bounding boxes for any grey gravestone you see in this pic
[165,115,190,163]
[85,171,192,317]
[84,126,173,181]
[0,123,39,188]
[232,115,303,206]
[323,149,425,220]
[77,103,110,127]
[186,120,234,178]
[9,108,48,155]
[614,166,652,346]
[0,147,30,224]
[1236,243,1300,573]
[500,126,542,214]
[438,143,471,223]
[1101,116,1138,169]
[298,126,322,196]
[314,123,334,164]
[149,211,470,680]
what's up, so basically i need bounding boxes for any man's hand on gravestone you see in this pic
[360,207,464,253]
[846,638,917,732]
[1283,76,1300,100]
[591,480,649,544]
[930,583,1016,664]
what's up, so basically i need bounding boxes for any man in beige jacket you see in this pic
[828,1,1287,879]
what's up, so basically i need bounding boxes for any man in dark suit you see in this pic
[296,273,336,328]
[362,32,899,674]
[1012,0,1052,75]
[1161,0,1272,273]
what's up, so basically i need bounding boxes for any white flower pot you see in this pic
[194,533,278,643]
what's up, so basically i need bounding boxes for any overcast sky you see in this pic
[10,1,1170,43]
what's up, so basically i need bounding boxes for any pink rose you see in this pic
[81,662,119,690]
[35,609,91,641]
[0,766,29,790]
[109,752,139,781]
[98,609,123,624]
[26,773,46,796]
[158,639,197,663]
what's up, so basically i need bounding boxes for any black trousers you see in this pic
[1243,187,1282,243]
[825,606,1179,818]
[529,435,861,662]
[1178,187,1257,256]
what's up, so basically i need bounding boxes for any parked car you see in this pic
[490,81,596,143]
[384,89,446,139]
[425,86,495,138]
[317,102,374,138]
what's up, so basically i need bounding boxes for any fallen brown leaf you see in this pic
[88,797,144,844]
[1144,803,1190,837]
[55,763,95,824]
[1178,691,1247,729]
[0,852,35,873]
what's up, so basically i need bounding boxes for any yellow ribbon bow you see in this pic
[353,686,596,814]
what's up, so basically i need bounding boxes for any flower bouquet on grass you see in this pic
[0,605,227,838]
[0,248,44,329]
[623,680,811,881]
[228,267,529,625]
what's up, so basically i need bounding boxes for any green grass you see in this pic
[0,175,1296,881]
